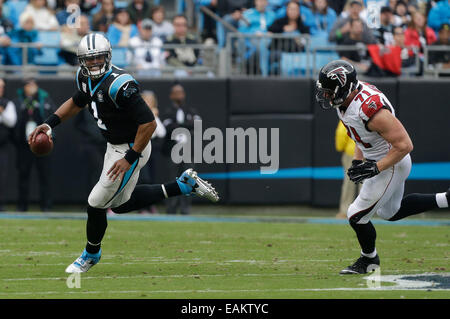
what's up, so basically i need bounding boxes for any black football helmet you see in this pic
[315,60,358,109]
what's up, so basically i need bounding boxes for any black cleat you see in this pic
[340,255,380,275]
[446,188,450,206]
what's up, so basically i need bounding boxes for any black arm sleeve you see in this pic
[72,90,90,108]
[115,82,155,124]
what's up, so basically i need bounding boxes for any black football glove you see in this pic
[349,159,363,169]
[347,160,380,184]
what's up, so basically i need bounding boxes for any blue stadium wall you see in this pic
[2,78,450,207]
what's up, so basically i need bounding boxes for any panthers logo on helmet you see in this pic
[327,67,350,87]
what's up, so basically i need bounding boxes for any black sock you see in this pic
[164,181,183,197]
[112,182,181,214]
[389,193,438,221]
[349,220,377,256]
[86,205,107,254]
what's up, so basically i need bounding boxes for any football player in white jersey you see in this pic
[316,60,450,274]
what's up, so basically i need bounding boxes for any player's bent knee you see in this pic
[88,190,110,209]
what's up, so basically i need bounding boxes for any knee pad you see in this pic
[88,188,110,209]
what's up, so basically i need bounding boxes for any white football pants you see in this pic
[347,154,412,224]
[88,141,152,209]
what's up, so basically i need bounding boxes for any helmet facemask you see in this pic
[315,80,356,110]
[79,52,111,79]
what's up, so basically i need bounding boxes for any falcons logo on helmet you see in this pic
[327,67,350,87]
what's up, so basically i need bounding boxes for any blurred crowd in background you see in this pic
[0,0,448,76]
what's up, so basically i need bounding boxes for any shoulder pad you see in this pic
[109,74,139,106]
[360,94,385,121]
[76,68,89,94]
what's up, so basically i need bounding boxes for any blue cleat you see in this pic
[65,248,101,273]
[176,168,219,202]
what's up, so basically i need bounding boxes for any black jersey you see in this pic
[72,65,155,144]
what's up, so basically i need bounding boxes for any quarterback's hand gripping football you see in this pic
[347,160,380,184]
[28,124,52,145]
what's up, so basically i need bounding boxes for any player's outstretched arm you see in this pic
[28,97,83,145]
[367,108,413,172]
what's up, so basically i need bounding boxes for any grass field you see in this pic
[0,208,449,299]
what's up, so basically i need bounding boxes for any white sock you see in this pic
[436,193,449,208]
[361,248,377,258]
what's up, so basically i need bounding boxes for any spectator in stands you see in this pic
[161,83,201,215]
[238,0,276,34]
[137,90,166,214]
[60,14,91,65]
[268,1,309,51]
[150,5,174,41]
[329,0,376,43]
[56,0,81,26]
[300,0,313,10]
[0,1,13,63]
[267,0,289,11]
[165,15,200,68]
[218,0,252,15]
[302,0,337,36]
[404,11,437,55]
[6,13,42,65]
[196,0,219,42]
[366,25,413,77]
[338,18,375,73]
[428,23,450,70]
[327,0,346,16]
[13,78,56,212]
[373,6,395,45]
[394,0,411,27]
[392,25,416,68]
[388,0,397,11]
[0,78,17,212]
[427,0,450,33]
[0,0,13,37]
[80,0,99,14]
[92,0,115,33]
[106,7,139,47]
[21,0,60,31]
[128,18,164,76]
[268,1,309,74]
[127,0,152,25]
[219,6,245,48]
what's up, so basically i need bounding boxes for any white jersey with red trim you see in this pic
[336,81,395,161]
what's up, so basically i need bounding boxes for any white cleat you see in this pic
[65,249,101,273]
[178,168,220,202]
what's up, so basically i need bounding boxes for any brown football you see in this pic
[30,132,53,156]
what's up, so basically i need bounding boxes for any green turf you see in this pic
[0,218,448,299]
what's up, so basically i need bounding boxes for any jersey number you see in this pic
[343,124,372,148]
[90,101,107,130]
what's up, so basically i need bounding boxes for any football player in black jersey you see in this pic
[28,33,219,273]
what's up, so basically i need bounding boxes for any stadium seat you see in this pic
[313,51,340,71]
[111,47,129,68]
[34,31,62,66]
[309,35,332,49]
[280,52,308,76]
